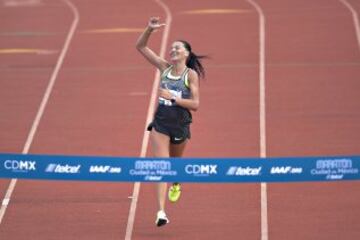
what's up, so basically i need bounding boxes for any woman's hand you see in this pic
[148,17,166,31]
[158,88,173,100]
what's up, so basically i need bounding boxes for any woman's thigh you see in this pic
[150,129,171,157]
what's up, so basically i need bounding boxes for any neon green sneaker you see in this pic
[168,182,181,203]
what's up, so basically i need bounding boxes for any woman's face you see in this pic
[169,41,189,62]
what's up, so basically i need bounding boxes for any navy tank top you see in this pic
[159,66,191,106]
[155,66,192,125]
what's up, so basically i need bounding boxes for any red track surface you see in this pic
[0,0,359,239]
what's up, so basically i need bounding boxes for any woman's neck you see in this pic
[172,62,187,75]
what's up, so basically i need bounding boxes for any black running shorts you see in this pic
[147,105,192,144]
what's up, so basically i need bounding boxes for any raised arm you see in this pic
[136,17,170,72]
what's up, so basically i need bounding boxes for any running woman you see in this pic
[136,17,206,227]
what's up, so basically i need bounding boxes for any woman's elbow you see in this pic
[135,40,144,50]
[135,43,142,50]
[191,101,200,111]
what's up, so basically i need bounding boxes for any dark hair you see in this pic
[178,40,207,79]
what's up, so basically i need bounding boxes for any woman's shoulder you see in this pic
[161,64,172,72]
[160,64,173,78]
[187,68,199,79]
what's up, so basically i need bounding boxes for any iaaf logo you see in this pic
[4,160,36,172]
[45,164,80,174]
[270,166,303,174]
[89,165,121,174]
[185,164,217,176]
[226,166,262,176]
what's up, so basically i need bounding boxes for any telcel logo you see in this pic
[227,166,262,176]
[4,160,36,172]
[185,164,217,176]
[45,164,80,174]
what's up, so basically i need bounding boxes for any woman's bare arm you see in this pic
[136,17,170,71]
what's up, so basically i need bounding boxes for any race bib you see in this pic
[159,90,182,106]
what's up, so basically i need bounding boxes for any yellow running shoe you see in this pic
[168,182,181,203]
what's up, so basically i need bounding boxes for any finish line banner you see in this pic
[0,153,359,183]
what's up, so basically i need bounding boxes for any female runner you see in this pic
[136,17,206,227]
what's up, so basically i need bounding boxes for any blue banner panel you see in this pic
[0,153,359,183]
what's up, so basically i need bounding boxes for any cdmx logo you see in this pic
[185,164,218,176]
[4,160,36,172]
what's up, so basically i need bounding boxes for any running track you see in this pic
[0,0,359,239]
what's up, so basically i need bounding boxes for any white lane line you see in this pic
[124,1,172,239]
[3,0,43,7]
[339,0,360,52]
[0,0,79,225]
[245,1,268,240]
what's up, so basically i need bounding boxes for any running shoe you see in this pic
[168,182,181,203]
[155,210,169,227]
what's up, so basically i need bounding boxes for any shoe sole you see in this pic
[156,218,168,227]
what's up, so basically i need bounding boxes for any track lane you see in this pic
[0,0,74,220]
[131,1,262,239]
[0,0,165,239]
[255,0,360,239]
